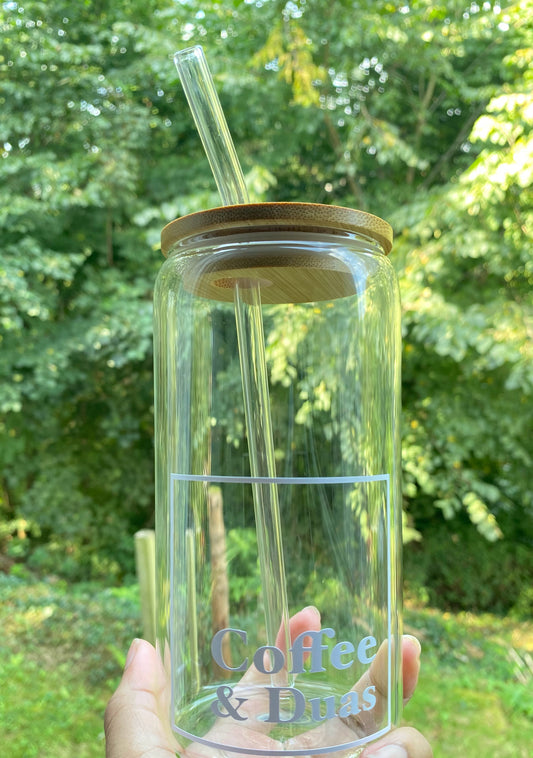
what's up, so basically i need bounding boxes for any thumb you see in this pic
[104,638,179,758]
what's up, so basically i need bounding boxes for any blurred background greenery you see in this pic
[0,0,531,755]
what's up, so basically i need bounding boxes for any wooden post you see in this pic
[208,486,231,675]
[134,529,156,646]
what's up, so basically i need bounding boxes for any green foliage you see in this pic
[405,513,533,614]
[0,0,171,575]
[225,527,262,610]
[0,575,141,757]
[395,19,533,580]
[0,0,532,605]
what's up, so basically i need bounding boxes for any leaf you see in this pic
[462,492,503,542]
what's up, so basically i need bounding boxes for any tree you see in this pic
[0,0,178,577]
[243,0,533,609]
[0,0,531,609]
[394,18,533,609]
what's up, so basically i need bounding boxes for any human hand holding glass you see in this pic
[104,608,432,758]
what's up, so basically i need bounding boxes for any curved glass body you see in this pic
[154,205,402,757]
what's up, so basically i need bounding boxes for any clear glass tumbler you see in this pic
[154,202,402,756]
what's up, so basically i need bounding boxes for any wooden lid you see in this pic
[160,203,392,304]
[161,202,393,256]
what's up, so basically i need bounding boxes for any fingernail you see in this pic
[125,638,142,669]
[365,744,408,758]
[303,605,320,617]
[404,634,422,659]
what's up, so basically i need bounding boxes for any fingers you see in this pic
[360,726,433,758]
[104,631,429,758]
[356,641,430,758]
[104,639,179,758]
[285,634,423,752]
[402,636,421,705]
[275,605,322,652]
[348,634,422,724]
[241,605,322,687]
[201,606,322,746]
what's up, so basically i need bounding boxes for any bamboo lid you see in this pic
[160,203,393,304]
[161,202,392,255]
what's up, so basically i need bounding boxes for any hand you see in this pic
[105,626,432,758]
[359,634,433,758]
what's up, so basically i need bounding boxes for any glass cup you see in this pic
[154,202,402,756]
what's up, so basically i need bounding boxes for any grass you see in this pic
[0,574,141,758]
[0,573,532,757]
[403,601,533,758]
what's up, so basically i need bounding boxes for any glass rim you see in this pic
[161,202,393,257]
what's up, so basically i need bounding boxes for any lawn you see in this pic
[0,574,531,757]
[402,601,533,758]
[0,575,140,758]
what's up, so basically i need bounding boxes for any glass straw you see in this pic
[174,46,291,669]
[174,46,247,206]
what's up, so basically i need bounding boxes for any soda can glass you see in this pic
[154,203,402,756]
